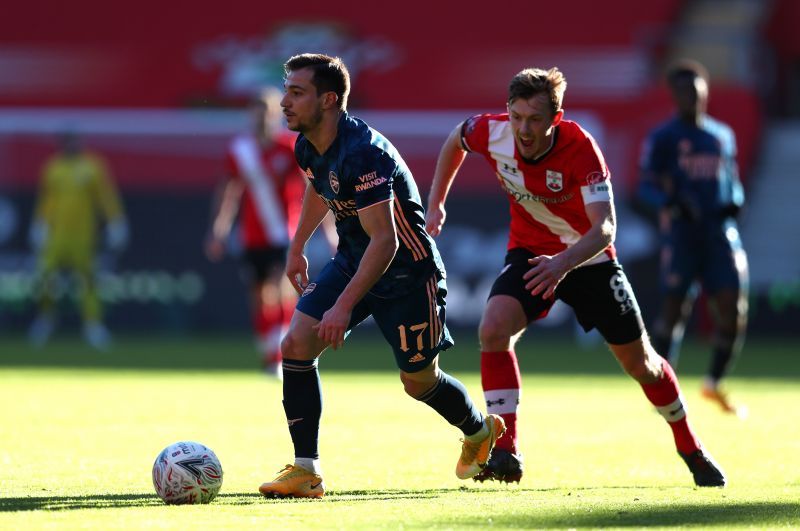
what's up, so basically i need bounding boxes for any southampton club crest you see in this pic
[546,170,563,192]
[329,171,340,194]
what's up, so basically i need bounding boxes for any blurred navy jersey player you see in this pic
[257,53,504,499]
[427,66,726,488]
[639,59,748,416]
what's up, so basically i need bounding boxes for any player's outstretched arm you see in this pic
[426,123,468,237]
[287,183,331,294]
[205,178,244,261]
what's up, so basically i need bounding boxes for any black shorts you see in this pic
[489,248,645,345]
[239,246,288,284]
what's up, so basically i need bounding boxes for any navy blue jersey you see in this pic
[295,112,445,298]
[639,115,744,224]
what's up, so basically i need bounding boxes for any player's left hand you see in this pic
[425,204,447,237]
[313,303,351,350]
[286,251,310,295]
[523,254,569,300]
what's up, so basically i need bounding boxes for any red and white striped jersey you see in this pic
[461,114,616,263]
[225,132,305,249]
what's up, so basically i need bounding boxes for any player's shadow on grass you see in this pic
[5,491,799,528]
[0,489,446,512]
[0,494,164,512]
[440,500,800,528]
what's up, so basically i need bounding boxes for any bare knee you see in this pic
[611,339,661,383]
[479,319,514,351]
[280,331,316,361]
[619,356,652,381]
[400,364,439,399]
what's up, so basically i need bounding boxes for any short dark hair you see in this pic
[284,53,351,110]
[666,58,709,87]
[508,67,567,116]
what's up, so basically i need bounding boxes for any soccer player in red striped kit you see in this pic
[426,66,726,487]
[207,87,331,377]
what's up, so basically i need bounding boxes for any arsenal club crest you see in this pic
[545,170,563,192]
[329,171,340,194]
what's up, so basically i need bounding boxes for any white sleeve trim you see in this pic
[581,180,613,204]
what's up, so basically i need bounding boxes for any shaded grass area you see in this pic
[2,489,798,528]
[0,332,798,379]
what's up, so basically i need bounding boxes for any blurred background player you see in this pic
[206,87,317,377]
[28,130,129,349]
[638,59,749,416]
[426,66,726,487]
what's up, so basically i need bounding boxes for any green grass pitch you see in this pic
[0,333,798,529]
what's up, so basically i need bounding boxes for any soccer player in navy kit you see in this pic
[639,60,749,416]
[258,53,504,499]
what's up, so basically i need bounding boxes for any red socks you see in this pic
[481,350,521,453]
[640,357,701,454]
[255,301,286,366]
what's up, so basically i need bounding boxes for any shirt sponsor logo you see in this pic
[321,196,358,221]
[677,138,720,179]
[354,171,387,192]
[497,171,572,204]
[329,171,340,194]
[546,170,563,192]
[501,183,574,204]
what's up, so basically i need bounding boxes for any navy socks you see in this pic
[416,371,485,436]
[282,359,322,459]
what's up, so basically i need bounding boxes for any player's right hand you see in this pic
[425,204,446,237]
[286,252,309,295]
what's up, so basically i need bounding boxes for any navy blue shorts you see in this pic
[296,260,454,372]
[661,220,747,296]
[489,248,645,345]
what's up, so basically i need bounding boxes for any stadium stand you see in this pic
[0,0,785,333]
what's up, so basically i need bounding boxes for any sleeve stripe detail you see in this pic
[395,216,422,262]
[426,277,435,348]
[393,197,428,261]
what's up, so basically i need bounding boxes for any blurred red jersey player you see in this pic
[206,87,306,377]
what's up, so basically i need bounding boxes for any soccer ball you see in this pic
[152,441,223,505]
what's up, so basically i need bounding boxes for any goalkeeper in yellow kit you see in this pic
[28,132,129,349]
